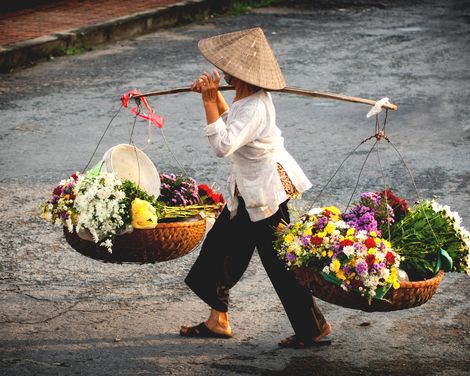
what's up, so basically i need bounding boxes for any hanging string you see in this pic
[307,132,379,212]
[306,106,442,249]
[81,104,123,173]
[344,139,379,210]
[374,136,392,242]
[159,127,188,176]
[130,96,187,176]
[386,137,441,247]
[128,102,140,145]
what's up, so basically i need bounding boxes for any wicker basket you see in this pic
[293,267,444,312]
[64,218,206,263]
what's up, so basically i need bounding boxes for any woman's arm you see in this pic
[199,70,227,124]
[216,90,229,116]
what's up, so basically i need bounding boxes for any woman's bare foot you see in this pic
[278,322,332,348]
[180,309,233,337]
[313,321,332,342]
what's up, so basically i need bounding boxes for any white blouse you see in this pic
[205,89,312,222]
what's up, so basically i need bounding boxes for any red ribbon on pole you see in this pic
[121,89,164,128]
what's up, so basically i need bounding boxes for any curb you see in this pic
[0,0,232,73]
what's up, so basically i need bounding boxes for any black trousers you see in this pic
[185,198,326,338]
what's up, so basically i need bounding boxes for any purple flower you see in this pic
[286,253,297,262]
[300,236,310,247]
[355,261,368,275]
[372,263,383,273]
[317,216,328,230]
[360,192,381,206]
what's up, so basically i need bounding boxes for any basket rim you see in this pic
[294,266,444,289]
[153,217,206,229]
[398,269,444,289]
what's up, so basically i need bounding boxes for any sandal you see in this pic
[278,335,331,349]
[180,322,233,339]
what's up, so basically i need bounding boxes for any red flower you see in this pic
[311,236,323,245]
[364,237,376,249]
[198,184,225,205]
[71,173,79,181]
[53,186,62,195]
[385,251,396,265]
[340,239,354,247]
[366,254,376,267]
[324,209,333,217]
[380,189,408,217]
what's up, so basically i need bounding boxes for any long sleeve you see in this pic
[204,101,264,158]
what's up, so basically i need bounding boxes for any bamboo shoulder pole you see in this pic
[133,85,398,111]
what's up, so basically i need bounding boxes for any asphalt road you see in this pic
[1,1,469,375]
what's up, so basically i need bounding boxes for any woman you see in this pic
[180,27,331,348]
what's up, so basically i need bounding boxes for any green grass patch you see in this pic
[229,0,284,14]
[62,47,87,56]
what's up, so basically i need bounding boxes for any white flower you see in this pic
[307,207,323,216]
[74,171,126,247]
[101,238,113,253]
[343,245,355,257]
[322,266,330,274]
[335,220,349,229]
[356,230,368,242]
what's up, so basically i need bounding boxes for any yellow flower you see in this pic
[368,248,376,255]
[284,233,294,244]
[303,227,313,236]
[331,259,341,273]
[346,228,355,237]
[324,206,340,215]
[370,230,377,237]
[383,239,392,249]
[317,231,327,238]
[131,198,158,229]
[336,270,346,280]
[321,251,327,257]
[325,223,335,234]
[327,250,334,258]
[393,280,401,289]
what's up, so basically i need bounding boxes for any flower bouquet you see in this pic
[274,189,469,311]
[41,170,225,263]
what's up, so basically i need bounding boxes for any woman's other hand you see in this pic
[200,69,220,103]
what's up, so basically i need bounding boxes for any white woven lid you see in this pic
[198,27,286,90]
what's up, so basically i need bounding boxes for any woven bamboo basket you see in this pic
[64,218,206,263]
[293,267,444,312]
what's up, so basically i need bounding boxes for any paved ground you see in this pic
[1,1,470,375]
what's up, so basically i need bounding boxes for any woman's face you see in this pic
[222,71,233,85]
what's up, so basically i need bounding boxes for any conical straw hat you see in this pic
[198,27,286,90]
